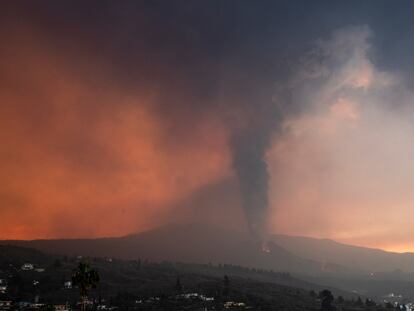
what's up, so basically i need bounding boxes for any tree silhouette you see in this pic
[355,296,363,306]
[53,258,62,269]
[175,276,182,293]
[319,289,334,311]
[223,275,230,297]
[365,298,376,307]
[72,262,100,311]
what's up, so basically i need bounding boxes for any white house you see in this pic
[64,281,72,289]
[21,263,34,271]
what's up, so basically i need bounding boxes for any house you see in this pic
[17,302,32,309]
[30,303,45,309]
[64,281,72,289]
[77,299,94,308]
[21,263,34,271]
[97,305,117,310]
[182,293,199,299]
[0,301,12,310]
[54,304,71,311]
[224,301,246,309]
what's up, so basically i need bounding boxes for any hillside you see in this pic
[272,234,414,273]
[4,225,414,301]
[1,224,348,276]
[0,245,357,311]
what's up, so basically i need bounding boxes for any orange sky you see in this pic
[2,10,414,253]
[267,27,414,253]
[0,24,234,239]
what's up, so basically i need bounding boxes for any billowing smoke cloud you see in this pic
[268,25,414,251]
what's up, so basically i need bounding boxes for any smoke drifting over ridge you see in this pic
[268,25,414,251]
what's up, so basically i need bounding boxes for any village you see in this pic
[0,257,254,310]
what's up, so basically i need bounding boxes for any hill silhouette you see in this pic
[1,223,346,276]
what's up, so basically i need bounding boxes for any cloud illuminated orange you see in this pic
[0,24,232,239]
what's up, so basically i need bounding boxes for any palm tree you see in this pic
[72,262,100,311]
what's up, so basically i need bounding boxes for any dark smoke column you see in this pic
[231,127,271,241]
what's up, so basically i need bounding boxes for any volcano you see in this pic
[0,223,347,275]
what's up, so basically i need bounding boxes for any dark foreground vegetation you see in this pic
[0,245,404,310]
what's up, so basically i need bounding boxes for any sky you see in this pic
[2,1,414,252]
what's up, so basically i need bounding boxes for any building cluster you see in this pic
[0,301,119,311]
[224,301,247,309]
[0,261,249,310]
[0,263,46,297]
[0,280,7,295]
[0,301,69,310]
[176,292,215,301]
[131,292,250,310]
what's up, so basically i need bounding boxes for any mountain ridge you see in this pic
[271,233,414,273]
[0,223,349,276]
[3,223,414,274]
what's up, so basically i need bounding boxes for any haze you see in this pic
[1,1,414,252]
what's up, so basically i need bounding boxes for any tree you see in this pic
[223,275,230,297]
[72,262,100,311]
[365,298,376,307]
[310,290,318,298]
[53,258,62,268]
[319,289,334,311]
[355,296,363,306]
[224,275,230,287]
[336,295,345,311]
[385,302,394,309]
[175,276,182,293]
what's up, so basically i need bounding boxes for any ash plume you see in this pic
[231,128,270,240]
[226,87,285,240]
